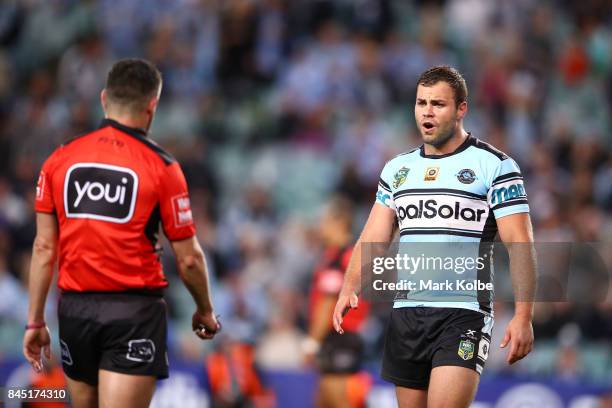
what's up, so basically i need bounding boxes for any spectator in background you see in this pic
[0,229,29,355]
[305,196,371,408]
[206,334,275,408]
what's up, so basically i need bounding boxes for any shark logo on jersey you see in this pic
[393,167,410,189]
[457,169,476,184]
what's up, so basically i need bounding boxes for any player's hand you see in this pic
[23,326,51,373]
[192,310,221,340]
[500,315,534,364]
[332,291,358,334]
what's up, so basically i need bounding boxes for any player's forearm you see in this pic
[340,241,363,296]
[178,251,214,313]
[341,231,394,296]
[27,238,56,323]
[340,204,397,297]
[507,243,537,320]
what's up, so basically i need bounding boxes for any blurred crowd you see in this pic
[0,0,611,388]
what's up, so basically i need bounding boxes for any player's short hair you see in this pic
[417,65,468,107]
[105,58,162,113]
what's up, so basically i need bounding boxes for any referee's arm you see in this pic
[333,203,396,334]
[497,212,537,364]
[24,213,58,372]
[171,237,220,339]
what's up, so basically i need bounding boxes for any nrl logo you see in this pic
[458,340,475,360]
[393,167,410,189]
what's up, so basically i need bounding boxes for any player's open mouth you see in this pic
[422,122,435,132]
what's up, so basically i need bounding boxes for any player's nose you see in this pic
[421,103,434,116]
[423,109,434,117]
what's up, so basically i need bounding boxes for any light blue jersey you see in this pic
[375,134,529,315]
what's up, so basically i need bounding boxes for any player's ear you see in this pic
[457,100,468,120]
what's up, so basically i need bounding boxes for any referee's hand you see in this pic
[333,292,359,334]
[192,310,221,340]
[23,326,51,373]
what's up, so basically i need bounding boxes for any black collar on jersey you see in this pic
[99,118,148,139]
[98,118,175,165]
[419,132,473,159]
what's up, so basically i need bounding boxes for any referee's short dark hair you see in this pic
[105,58,162,113]
[417,66,468,107]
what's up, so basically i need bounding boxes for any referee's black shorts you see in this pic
[381,307,493,389]
[58,290,169,385]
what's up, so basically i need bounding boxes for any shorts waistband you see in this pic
[61,288,165,298]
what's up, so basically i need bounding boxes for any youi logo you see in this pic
[64,163,138,223]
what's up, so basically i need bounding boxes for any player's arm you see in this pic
[496,212,537,364]
[333,203,396,334]
[170,237,220,340]
[23,212,58,372]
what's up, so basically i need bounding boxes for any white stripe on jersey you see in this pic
[394,194,490,235]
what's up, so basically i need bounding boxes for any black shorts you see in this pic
[381,307,493,389]
[317,331,364,374]
[58,291,169,385]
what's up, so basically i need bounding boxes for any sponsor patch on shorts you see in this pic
[127,339,156,363]
[60,339,73,366]
[458,339,475,360]
[478,337,490,361]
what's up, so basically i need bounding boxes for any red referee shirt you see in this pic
[34,119,196,292]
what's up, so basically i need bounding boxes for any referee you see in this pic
[23,59,220,408]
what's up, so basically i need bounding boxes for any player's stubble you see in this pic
[419,108,459,148]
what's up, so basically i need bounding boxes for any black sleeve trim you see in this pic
[492,172,523,184]
[492,199,529,210]
[379,178,391,191]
